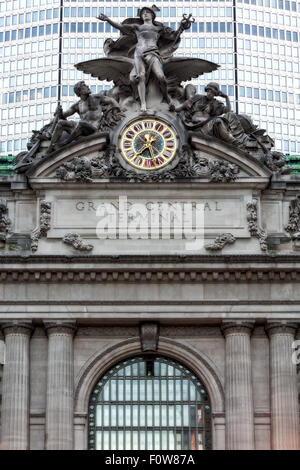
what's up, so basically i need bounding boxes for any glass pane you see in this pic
[168,380,174,401]
[103,431,110,450]
[154,379,160,401]
[140,431,146,450]
[132,380,138,400]
[169,405,175,426]
[110,380,117,401]
[182,380,189,400]
[140,380,146,400]
[160,363,167,376]
[175,380,181,400]
[154,405,160,426]
[182,431,189,450]
[190,382,196,401]
[175,405,182,426]
[161,405,167,426]
[125,380,131,400]
[103,405,110,426]
[96,431,102,450]
[198,432,203,450]
[132,405,138,426]
[147,431,153,450]
[118,431,124,450]
[161,380,167,401]
[176,432,182,450]
[125,405,131,426]
[118,380,124,401]
[132,431,139,450]
[197,406,203,426]
[146,380,153,401]
[117,405,124,426]
[169,431,175,450]
[125,431,131,450]
[140,405,146,426]
[96,405,102,426]
[162,431,168,450]
[147,405,153,426]
[183,405,189,426]
[139,361,146,376]
[111,405,117,426]
[154,431,160,450]
[103,383,109,401]
[111,431,117,450]
[132,363,138,376]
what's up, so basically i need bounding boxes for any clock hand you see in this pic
[148,144,157,168]
[136,144,148,156]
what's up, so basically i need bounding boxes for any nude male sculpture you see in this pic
[48,81,119,153]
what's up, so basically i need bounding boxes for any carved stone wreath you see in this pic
[205,233,236,251]
[31,200,52,252]
[0,200,12,242]
[247,200,268,252]
[285,196,300,235]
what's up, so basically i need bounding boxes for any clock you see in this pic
[120,118,177,171]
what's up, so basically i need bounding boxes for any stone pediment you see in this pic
[27,130,271,189]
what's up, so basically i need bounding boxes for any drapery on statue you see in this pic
[97,5,194,111]
[173,82,235,145]
[176,81,278,154]
[47,81,120,153]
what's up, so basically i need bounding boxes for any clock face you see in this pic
[120,119,177,171]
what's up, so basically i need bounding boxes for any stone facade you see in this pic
[0,135,299,450]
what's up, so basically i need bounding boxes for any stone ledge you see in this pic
[0,267,299,283]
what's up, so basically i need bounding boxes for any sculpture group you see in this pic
[14,5,288,176]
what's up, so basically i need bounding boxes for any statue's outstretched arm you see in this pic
[97,13,132,33]
[98,94,120,109]
[175,13,195,37]
[53,103,78,120]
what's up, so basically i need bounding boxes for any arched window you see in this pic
[88,355,212,450]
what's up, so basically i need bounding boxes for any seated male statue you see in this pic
[47,81,120,153]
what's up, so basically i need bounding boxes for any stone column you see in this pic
[222,321,255,450]
[1,322,33,450]
[266,322,300,450]
[44,321,76,450]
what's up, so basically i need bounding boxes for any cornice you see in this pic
[0,254,299,283]
[1,253,300,264]
[0,267,298,283]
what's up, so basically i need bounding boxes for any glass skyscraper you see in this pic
[0,0,300,157]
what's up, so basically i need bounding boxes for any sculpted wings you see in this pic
[75,57,219,86]
[164,58,219,83]
[75,57,134,85]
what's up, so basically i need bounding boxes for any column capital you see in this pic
[221,321,255,337]
[1,321,33,337]
[44,321,77,336]
[265,321,299,337]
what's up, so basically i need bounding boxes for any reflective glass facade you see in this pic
[88,356,212,450]
[0,0,300,155]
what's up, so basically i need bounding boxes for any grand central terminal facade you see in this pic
[0,6,299,451]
